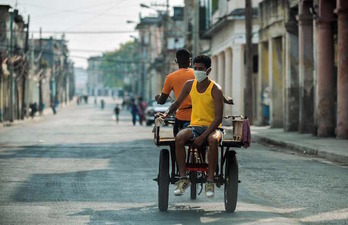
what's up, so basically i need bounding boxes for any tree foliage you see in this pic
[99,40,139,91]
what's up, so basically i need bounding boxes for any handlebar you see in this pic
[223,115,245,119]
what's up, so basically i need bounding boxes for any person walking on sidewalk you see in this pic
[100,99,105,110]
[158,55,224,198]
[114,104,120,123]
[130,98,138,126]
[137,97,147,126]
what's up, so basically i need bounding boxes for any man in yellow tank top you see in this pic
[159,55,224,198]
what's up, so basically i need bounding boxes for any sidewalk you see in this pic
[251,126,348,164]
[1,101,75,128]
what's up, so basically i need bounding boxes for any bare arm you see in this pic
[161,80,193,118]
[223,96,234,105]
[197,84,223,140]
[214,82,233,105]
[155,93,169,104]
[156,75,171,104]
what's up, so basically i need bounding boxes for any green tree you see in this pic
[99,40,139,92]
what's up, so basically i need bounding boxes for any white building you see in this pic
[74,67,88,96]
[201,0,261,117]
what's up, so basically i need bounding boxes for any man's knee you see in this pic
[175,134,186,146]
[207,135,220,147]
[175,129,191,146]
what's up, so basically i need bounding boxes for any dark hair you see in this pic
[193,55,211,69]
[176,48,191,67]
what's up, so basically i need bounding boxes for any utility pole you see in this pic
[161,0,169,91]
[193,0,200,58]
[9,11,14,122]
[245,0,253,124]
[21,15,29,120]
[141,44,145,98]
[38,27,43,115]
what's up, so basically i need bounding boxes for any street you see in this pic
[0,101,347,225]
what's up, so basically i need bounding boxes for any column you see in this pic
[270,37,284,128]
[337,0,348,138]
[256,43,264,125]
[260,41,270,125]
[224,48,233,116]
[224,48,233,97]
[211,55,218,81]
[284,9,300,131]
[317,0,335,136]
[297,0,314,133]
[217,52,225,91]
[232,45,244,116]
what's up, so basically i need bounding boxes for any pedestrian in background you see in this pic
[114,104,120,123]
[137,97,147,125]
[51,101,57,115]
[100,99,105,110]
[130,98,138,126]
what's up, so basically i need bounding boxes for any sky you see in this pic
[1,0,184,68]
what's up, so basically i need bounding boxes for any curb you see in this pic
[254,135,348,164]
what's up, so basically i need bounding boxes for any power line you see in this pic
[17,0,122,15]
[30,30,136,34]
[32,11,131,19]
[4,29,136,34]
[1,44,147,64]
[64,1,119,31]
[70,54,147,64]
[69,48,111,53]
[15,0,135,23]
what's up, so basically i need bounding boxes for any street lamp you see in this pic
[140,3,150,9]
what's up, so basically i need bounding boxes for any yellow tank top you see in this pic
[189,79,215,126]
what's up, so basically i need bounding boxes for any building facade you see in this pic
[0,5,74,122]
[87,56,103,96]
[201,0,261,117]
[0,6,29,121]
[136,7,186,102]
[256,0,348,138]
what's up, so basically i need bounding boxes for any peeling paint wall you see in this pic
[270,37,284,128]
[258,0,286,127]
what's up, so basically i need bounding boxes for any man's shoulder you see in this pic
[183,79,195,89]
[211,80,223,94]
[211,80,221,89]
[185,79,194,84]
[168,68,194,77]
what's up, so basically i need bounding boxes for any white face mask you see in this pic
[194,70,207,82]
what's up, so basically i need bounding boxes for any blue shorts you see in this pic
[189,126,208,139]
[189,126,224,141]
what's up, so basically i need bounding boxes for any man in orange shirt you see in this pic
[155,48,194,136]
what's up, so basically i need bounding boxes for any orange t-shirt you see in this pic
[162,68,195,121]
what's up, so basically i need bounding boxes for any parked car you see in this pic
[145,100,175,126]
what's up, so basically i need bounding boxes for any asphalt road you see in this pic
[0,100,347,225]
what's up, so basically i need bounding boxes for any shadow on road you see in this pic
[68,204,305,225]
[2,139,346,224]
[4,140,156,203]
